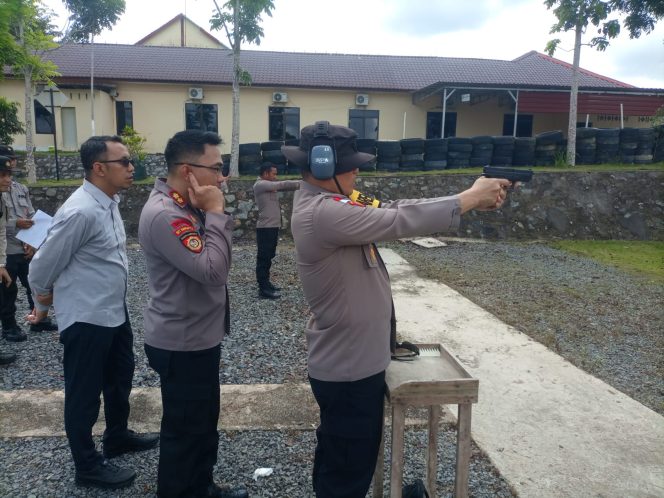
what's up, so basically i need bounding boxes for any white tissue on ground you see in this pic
[253,467,274,481]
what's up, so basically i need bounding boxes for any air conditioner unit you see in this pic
[189,87,204,100]
[355,94,369,106]
[272,92,288,103]
[109,88,119,98]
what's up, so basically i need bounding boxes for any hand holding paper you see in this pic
[16,210,53,249]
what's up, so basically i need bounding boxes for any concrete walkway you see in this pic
[381,248,664,498]
[1,249,662,497]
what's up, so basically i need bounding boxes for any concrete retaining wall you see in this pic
[26,171,663,240]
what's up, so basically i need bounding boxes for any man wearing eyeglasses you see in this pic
[28,135,158,490]
[139,130,247,498]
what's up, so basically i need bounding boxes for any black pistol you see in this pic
[482,166,533,184]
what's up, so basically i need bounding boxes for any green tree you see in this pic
[210,0,275,176]
[63,0,125,135]
[6,0,59,182]
[0,97,25,145]
[545,0,664,166]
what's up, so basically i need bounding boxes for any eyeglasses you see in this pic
[98,158,135,167]
[174,162,225,173]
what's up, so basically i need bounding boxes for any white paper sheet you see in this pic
[15,210,53,249]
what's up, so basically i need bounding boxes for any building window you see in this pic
[269,107,300,140]
[34,100,54,134]
[502,114,533,137]
[185,103,218,133]
[426,112,457,138]
[348,109,379,139]
[116,101,133,134]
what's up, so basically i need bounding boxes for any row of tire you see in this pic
[231,126,663,175]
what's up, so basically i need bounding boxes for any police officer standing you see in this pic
[139,130,247,498]
[253,162,299,299]
[285,122,510,497]
[0,145,57,341]
[0,155,16,365]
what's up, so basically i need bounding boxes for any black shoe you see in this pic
[267,282,281,291]
[0,350,16,365]
[103,430,159,458]
[30,318,58,332]
[207,483,249,498]
[2,326,27,342]
[75,460,136,489]
[258,287,280,299]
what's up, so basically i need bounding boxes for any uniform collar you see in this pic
[83,179,119,209]
[301,180,346,198]
[154,178,187,209]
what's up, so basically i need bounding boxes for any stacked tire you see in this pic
[399,138,425,172]
[535,131,564,165]
[261,141,287,174]
[491,136,515,166]
[654,125,664,163]
[619,128,639,164]
[375,141,401,172]
[284,139,301,174]
[635,128,655,164]
[470,136,493,167]
[447,137,472,169]
[513,137,536,166]
[238,143,261,175]
[423,138,448,170]
[356,138,377,172]
[596,128,620,163]
[575,127,597,165]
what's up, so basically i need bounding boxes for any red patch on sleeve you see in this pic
[332,196,364,207]
[170,218,196,238]
[182,234,203,253]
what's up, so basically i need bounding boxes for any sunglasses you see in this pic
[174,162,227,175]
[98,158,135,167]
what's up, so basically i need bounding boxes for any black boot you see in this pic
[2,323,27,342]
[267,282,281,291]
[0,350,16,365]
[75,460,136,489]
[258,283,280,300]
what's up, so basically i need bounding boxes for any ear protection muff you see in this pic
[309,121,337,180]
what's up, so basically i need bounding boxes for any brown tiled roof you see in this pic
[25,43,661,92]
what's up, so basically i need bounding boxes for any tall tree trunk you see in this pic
[90,34,95,135]
[566,24,582,167]
[23,67,36,183]
[230,0,240,177]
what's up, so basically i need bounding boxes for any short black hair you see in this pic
[80,135,124,174]
[259,163,276,177]
[164,130,222,172]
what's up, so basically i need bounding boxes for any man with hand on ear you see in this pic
[285,122,510,497]
[139,130,247,498]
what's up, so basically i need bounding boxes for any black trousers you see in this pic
[60,319,135,471]
[0,253,34,326]
[309,371,386,498]
[145,343,221,498]
[256,227,279,287]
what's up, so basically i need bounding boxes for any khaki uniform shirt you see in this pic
[253,178,300,228]
[291,181,461,382]
[139,178,233,351]
[3,181,35,255]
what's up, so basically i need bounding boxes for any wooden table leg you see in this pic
[373,404,386,498]
[426,404,441,497]
[454,403,472,498]
[390,403,406,498]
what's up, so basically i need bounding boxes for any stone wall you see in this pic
[17,154,169,180]
[26,171,663,240]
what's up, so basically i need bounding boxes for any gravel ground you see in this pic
[1,236,661,496]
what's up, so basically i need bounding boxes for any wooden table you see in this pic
[373,343,479,498]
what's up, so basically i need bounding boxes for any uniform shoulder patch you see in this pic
[170,218,196,238]
[182,234,203,253]
[169,189,186,208]
[332,196,364,207]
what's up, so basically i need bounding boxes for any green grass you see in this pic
[549,240,664,283]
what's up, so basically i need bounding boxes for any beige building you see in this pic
[1,16,662,153]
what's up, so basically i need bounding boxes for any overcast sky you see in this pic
[42,0,664,89]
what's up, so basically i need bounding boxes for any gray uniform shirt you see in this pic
[3,181,35,255]
[139,178,233,352]
[291,181,461,382]
[29,180,129,332]
[0,198,7,264]
[253,178,300,228]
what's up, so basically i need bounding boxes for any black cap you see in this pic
[0,145,16,159]
[0,156,13,172]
